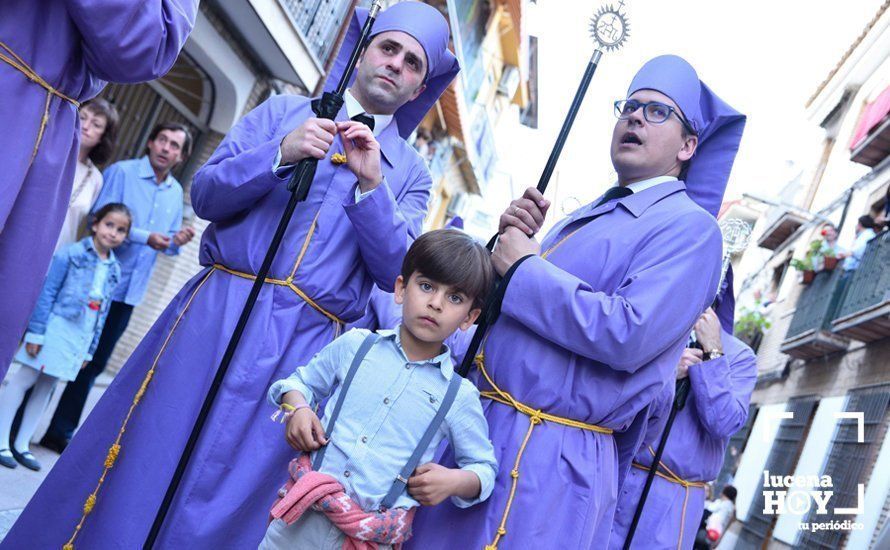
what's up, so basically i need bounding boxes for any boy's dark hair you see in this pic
[147,121,193,158]
[400,229,493,309]
[91,203,132,235]
[81,98,120,166]
[721,485,737,503]
[858,215,876,229]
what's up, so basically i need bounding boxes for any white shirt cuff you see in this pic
[354,184,376,203]
[272,147,294,176]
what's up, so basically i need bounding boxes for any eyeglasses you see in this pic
[614,99,696,134]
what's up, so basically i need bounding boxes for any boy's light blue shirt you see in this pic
[91,156,184,306]
[269,327,497,512]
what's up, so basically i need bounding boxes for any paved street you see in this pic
[0,369,112,542]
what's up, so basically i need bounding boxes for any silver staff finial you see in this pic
[369,0,382,18]
[717,218,752,292]
[720,218,753,256]
[590,4,630,52]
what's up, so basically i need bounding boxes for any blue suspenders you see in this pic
[312,332,463,510]
[311,334,380,471]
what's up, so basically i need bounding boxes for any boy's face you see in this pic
[394,272,480,343]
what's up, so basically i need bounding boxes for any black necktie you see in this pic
[351,113,375,131]
[594,186,633,208]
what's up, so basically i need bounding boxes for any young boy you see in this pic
[261,229,498,549]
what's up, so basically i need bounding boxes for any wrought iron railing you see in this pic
[279,0,354,65]
[784,268,847,341]
[834,230,890,320]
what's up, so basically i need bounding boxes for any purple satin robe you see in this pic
[610,332,757,550]
[0,0,197,381]
[3,94,431,548]
[408,181,722,549]
[347,287,403,331]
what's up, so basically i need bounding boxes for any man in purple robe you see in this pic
[0,0,198,382]
[609,297,757,550]
[4,3,459,548]
[408,55,745,548]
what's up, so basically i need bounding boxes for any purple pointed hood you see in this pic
[628,55,746,217]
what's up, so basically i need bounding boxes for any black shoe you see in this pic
[39,434,68,454]
[0,449,17,469]
[11,448,41,471]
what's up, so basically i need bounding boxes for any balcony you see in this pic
[757,210,809,250]
[780,269,850,359]
[851,116,890,167]
[832,231,890,341]
[279,0,352,66]
[850,86,890,168]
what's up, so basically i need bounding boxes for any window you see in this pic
[798,385,890,549]
[737,397,819,549]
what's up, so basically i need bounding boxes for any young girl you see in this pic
[0,203,131,471]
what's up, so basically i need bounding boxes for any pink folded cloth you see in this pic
[270,454,415,550]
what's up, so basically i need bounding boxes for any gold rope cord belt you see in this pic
[631,446,706,550]
[212,264,345,327]
[215,207,346,328]
[0,41,80,165]
[65,209,338,547]
[474,351,612,550]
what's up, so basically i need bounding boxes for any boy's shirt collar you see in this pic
[378,326,454,380]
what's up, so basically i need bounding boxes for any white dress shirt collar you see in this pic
[623,175,679,194]
[344,89,393,137]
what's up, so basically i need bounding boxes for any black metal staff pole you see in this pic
[622,377,691,550]
[143,3,382,547]
[456,5,630,378]
[457,45,608,377]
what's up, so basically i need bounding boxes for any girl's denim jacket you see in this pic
[25,237,121,357]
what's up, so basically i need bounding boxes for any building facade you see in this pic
[720,3,890,548]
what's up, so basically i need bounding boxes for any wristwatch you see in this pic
[704,349,724,361]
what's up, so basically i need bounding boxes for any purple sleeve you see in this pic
[501,212,723,372]
[686,341,757,438]
[65,0,197,82]
[190,96,292,223]
[341,165,430,292]
[642,382,674,448]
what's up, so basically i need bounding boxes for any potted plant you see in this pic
[809,237,840,271]
[791,258,816,284]
[822,248,839,270]
[735,307,772,351]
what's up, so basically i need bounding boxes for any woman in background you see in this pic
[55,98,119,252]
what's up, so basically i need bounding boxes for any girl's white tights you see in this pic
[0,364,57,452]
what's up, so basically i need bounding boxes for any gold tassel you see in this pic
[83,494,96,515]
[104,444,120,468]
[331,153,347,165]
[134,370,155,403]
[63,544,74,550]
